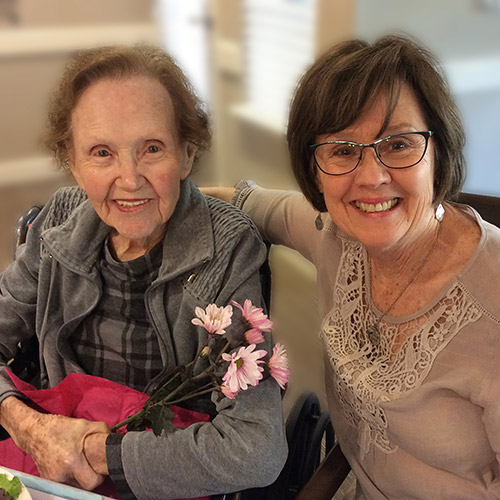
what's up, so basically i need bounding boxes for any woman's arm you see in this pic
[115,224,288,499]
[202,182,323,263]
[0,191,110,490]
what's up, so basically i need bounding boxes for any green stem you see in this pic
[145,369,184,406]
[111,339,232,433]
[111,408,146,432]
[162,386,218,406]
[111,385,217,432]
[213,339,231,366]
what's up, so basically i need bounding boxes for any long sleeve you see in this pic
[0,206,45,409]
[233,182,324,264]
[116,202,288,500]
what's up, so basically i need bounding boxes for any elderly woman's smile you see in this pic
[69,76,195,261]
[113,199,151,210]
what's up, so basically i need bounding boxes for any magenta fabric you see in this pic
[0,370,210,500]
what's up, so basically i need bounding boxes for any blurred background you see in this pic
[1,0,499,412]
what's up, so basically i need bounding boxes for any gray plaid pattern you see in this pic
[71,239,163,392]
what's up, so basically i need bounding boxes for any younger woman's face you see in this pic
[316,84,436,256]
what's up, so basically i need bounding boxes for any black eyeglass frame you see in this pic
[309,130,433,176]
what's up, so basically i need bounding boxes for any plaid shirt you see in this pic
[71,239,164,391]
[71,239,164,499]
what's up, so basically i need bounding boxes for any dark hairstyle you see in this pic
[287,34,466,212]
[44,44,211,170]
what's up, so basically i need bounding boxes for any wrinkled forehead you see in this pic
[69,75,181,140]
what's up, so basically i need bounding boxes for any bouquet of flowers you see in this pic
[111,299,290,436]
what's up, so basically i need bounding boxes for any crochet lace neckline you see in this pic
[321,237,481,458]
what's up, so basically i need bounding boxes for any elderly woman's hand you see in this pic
[0,396,110,490]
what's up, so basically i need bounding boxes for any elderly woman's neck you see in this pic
[110,228,165,262]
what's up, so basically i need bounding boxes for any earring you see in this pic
[435,203,445,222]
[315,213,324,230]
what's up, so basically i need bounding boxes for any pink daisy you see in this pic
[269,343,290,390]
[220,382,239,400]
[222,344,267,395]
[244,328,265,345]
[231,300,273,344]
[191,303,233,335]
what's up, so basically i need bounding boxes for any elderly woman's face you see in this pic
[69,76,194,255]
[315,84,435,255]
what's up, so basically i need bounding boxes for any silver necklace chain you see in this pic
[367,220,442,344]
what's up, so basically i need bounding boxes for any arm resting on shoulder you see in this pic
[201,182,322,262]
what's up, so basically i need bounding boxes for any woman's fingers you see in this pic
[72,459,106,491]
[83,431,111,476]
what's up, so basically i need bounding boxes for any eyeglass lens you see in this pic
[314,133,428,175]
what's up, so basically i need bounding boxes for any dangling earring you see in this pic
[435,203,445,222]
[315,213,324,230]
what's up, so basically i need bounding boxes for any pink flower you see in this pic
[244,328,265,344]
[191,304,233,335]
[231,300,273,344]
[222,344,267,395]
[220,382,239,400]
[269,343,290,390]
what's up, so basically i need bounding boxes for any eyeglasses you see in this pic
[309,131,433,176]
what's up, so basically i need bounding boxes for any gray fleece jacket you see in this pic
[0,179,287,500]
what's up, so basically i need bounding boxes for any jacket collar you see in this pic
[42,179,214,279]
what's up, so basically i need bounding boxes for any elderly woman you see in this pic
[209,35,500,498]
[0,45,287,499]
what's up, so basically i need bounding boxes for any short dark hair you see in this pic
[44,44,211,170]
[287,34,466,212]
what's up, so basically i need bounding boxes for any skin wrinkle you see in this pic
[69,76,195,262]
[0,396,108,489]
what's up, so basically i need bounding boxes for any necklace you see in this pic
[367,219,442,345]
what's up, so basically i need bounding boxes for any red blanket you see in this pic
[0,370,210,500]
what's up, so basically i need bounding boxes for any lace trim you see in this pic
[321,238,482,458]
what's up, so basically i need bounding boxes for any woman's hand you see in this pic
[0,396,110,490]
[199,186,235,203]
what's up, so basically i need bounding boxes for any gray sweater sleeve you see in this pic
[119,222,288,500]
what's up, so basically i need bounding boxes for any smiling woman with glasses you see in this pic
[204,33,500,499]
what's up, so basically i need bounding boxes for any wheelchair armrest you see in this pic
[295,442,351,500]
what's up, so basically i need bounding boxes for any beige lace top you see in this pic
[236,184,500,499]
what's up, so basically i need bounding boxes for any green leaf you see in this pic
[0,473,22,499]
[148,404,175,437]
